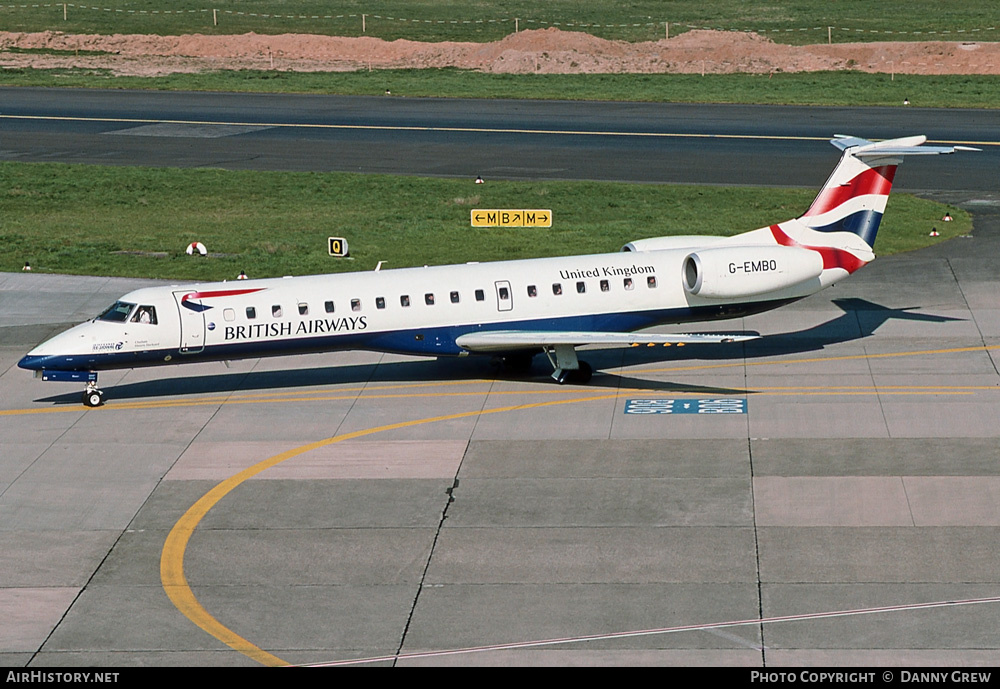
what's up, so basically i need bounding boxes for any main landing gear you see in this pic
[492,351,538,376]
[83,380,104,407]
[543,345,593,385]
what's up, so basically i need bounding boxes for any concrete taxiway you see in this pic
[1,194,999,666]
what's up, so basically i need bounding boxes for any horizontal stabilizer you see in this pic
[831,134,980,157]
[456,330,759,353]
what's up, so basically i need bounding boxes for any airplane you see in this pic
[18,134,974,407]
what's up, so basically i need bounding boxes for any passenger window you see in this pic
[223,308,235,322]
[351,299,361,312]
[325,301,335,313]
[499,287,510,301]
[247,306,257,319]
[600,280,610,292]
[376,297,386,309]
[647,276,657,288]
[298,303,308,315]
[131,305,157,324]
[425,293,435,305]
[576,281,586,294]
[624,278,634,290]
[401,295,410,307]
[272,305,283,318]
[527,285,537,297]
[450,291,460,304]
[475,289,485,302]
[552,283,563,296]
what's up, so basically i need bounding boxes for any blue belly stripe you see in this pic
[20,299,788,375]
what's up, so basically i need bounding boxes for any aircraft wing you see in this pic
[455,330,759,353]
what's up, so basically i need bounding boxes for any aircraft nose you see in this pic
[17,354,52,371]
[18,354,49,371]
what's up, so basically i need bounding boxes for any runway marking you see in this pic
[2,114,998,148]
[305,595,1000,666]
[107,122,273,138]
[160,391,623,667]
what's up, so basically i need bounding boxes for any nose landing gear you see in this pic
[83,381,104,407]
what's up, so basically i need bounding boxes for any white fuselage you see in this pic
[20,242,843,375]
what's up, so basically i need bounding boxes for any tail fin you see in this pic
[799,135,977,248]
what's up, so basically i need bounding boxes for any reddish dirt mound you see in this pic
[1,27,998,76]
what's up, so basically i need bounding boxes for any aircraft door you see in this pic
[172,291,206,354]
[495,280,513,312]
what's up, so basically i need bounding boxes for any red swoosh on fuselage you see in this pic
[181,288,265,302]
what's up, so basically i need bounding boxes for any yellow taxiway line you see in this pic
[159,391,624,667]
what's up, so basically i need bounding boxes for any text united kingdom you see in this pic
[559,263,655,280]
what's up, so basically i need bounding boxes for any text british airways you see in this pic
[224,317,368,341]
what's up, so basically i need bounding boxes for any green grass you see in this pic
[0,1,998,43]
[1,162,970,281]
[2,68,998,108]
[4,2,1000,107]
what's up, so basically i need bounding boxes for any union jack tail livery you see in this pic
[800,135,974,247]
[725,135,979,281]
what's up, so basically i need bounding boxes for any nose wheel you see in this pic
[83,382,104,407]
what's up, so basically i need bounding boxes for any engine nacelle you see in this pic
[621,236,725,253]
[682,245,824,299]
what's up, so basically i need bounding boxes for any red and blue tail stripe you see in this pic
[770,224,868,274]
[799,163,897,247]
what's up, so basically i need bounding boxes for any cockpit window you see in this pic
[130,305,158,325]
[97,301,135,323]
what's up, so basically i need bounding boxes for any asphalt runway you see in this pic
[2,87,999,190]
[2,91,1000,667]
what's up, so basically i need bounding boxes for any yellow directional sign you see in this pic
[471,209,552,228]
[328,236,349,257]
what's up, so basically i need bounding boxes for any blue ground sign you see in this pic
[624,398,747,415]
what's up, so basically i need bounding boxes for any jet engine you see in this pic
[682,245,824,299]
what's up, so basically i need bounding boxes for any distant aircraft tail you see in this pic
[797,135,976,249]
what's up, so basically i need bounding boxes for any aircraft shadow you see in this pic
[610,297,963,366]
[35,298,961,404]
